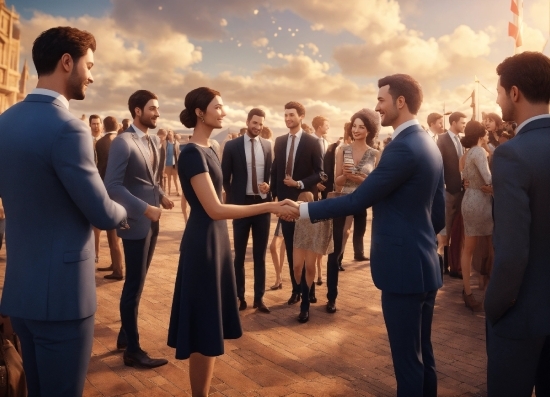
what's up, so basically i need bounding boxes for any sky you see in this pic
[9,0,550,139]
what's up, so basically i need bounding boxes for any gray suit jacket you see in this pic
[485,117,550,338]
[104,126,164,240]
[437,132,463,194]
[0,94,127,321]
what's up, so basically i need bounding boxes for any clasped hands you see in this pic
[272,199,300,221]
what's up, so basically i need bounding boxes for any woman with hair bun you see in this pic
[460,120,493,312]
[167,87,294,396]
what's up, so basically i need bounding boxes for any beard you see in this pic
[247,126,260,137]
[68,68,86,100]
[499,100,515,122]
[139,113,157,129]
[380,106,399,127]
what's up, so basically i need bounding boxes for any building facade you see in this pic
[0,0,27,114]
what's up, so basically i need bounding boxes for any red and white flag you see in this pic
[508,0,523,51]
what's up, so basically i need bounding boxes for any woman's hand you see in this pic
[481,184,493,195]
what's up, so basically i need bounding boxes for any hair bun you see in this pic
[179,108,197,128]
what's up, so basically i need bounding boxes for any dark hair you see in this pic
[32,26,96,77]
[179,87,220,128]
[103,116,118,132]
[485,112,504,147]
[247,107,265,121]
[89,114,101,125]
[128,90,158,119]
[377,74,423,115]
[344,122,352,141]
[284,101,305,117]
[311,116,328,130]
[460,120,486,148]
[121,119,130,130]
[348,108,381,146]
[448,111,467,126]
[497,51,550,104]
[427,113,443,127]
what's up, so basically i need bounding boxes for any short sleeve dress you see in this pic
[167,143,242,360]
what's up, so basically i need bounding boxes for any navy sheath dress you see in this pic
[167,143,242,359]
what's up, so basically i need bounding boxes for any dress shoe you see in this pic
[449,271,463,279]
[287,293,300,305]
[239,299,247,311]
[270,283,282,290]
[253,301,271,313]
[309,295,317,303]
[97,265,113,271]
[326,300,336,313]
[123,349,168,368]
[104,273,123,280]
[338,265,345,271]
[354,254,369,261]
[298,311,309,323]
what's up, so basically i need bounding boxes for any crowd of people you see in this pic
[0,26,549,397]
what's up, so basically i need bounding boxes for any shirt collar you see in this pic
[427,128,437,138]
[30,88,69,110]
[131,123,147,139]
[244,133,259,142]
[515,114,550,135]
[105,130,118,135]
[391,119,419,140]
[289,129,303,140]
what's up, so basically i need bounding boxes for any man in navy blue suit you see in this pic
[0,27,127,396]
[485,51,550,397]
[282,74,445,396]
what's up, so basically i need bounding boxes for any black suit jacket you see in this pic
[95,132,117,180]
[437,132,462,194]
[322,142,339,197]
[270,131,324,201]
[221,136,273,204]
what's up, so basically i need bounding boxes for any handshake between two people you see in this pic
[272,199,301,222]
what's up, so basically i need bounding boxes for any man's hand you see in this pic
[161,195,174,209]
[275,199,300,221]
[316,182,326,192]
[283,175,299,188]
[144,205,162,222]
[258,182,270,194]
[481,184,493,194]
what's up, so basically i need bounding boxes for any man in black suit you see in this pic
[270,101,323,316]
[222,108,272,313]
[485,51,550,397]
[95,115,124,280]
[437,111,466,277]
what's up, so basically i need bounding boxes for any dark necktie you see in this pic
[145,135,157,174]
[285,135,296,177]
[250,138,259,194]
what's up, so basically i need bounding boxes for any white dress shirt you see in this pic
[244,134,266,198]
[286,129,305,189]
[515,114,550,135]
[30,88,69,110]
[131,123,153,159]
[427,128,438,142]
[315,134,328,156]
[447,130,463,157]
[391,119,420,140]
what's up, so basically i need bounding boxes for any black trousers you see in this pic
[233,198,271,302]
[327,215,346,302]
[12,315,95,397]
[281,219,299,294]
[352,210,367,256]
[381,289,438,397]
[487,321,550,397]
[120,221,159,352]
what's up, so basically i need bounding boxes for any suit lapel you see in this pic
[259,137,270,182]
[442,132,459,162]
[130,132,155,183]
[236,136,248,178]
[293,131,307,177]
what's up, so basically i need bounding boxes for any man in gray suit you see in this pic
[485,51,550,396]
[105,90,174,368]
[0,27,127,396]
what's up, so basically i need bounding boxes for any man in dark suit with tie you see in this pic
[312,115,330,200]
[95,115,124,280]
[0,27,127,397]
[270,102,324,309]
[437,111,466,277]
[222,108,272,313]
[105,90,174,368]
[485,51,550,397]
[283,74,445,395]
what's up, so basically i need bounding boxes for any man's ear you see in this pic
[60,53,73,73]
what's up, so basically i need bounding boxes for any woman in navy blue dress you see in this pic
[168,87,294,396]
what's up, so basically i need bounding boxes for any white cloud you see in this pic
[252,37,269,47]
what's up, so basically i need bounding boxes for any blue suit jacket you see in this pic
[0,94,126,321]
[485,117,550,339]
[308,124,445,294]
[221,136,273,204]
[104,126,164,240]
